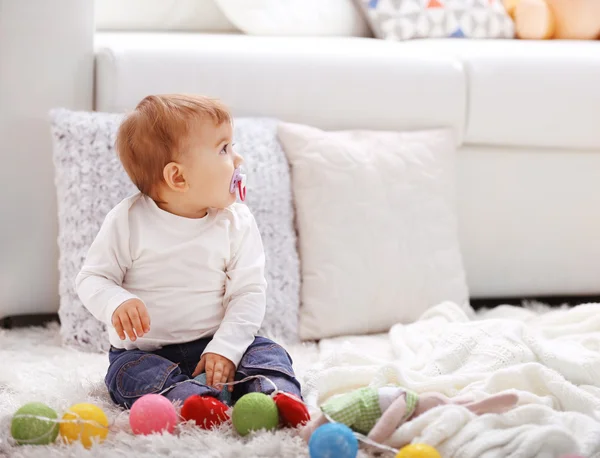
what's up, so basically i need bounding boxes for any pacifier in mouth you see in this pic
[230,167,247,202]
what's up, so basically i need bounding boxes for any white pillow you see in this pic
[95,0,237,32]
[277,123,470,340]
[214,0,371,36]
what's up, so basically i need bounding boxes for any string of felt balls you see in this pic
[9,374,446,458]
[9,375,293,448]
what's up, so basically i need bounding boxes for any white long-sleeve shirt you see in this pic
[75,193,267,367]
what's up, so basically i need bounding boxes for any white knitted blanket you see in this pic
[305,302,600,458]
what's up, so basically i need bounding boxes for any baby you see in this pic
[76,94,307,428]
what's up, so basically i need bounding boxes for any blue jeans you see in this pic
[105,336,301,409]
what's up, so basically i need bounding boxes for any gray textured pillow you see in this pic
[50,109,299,352]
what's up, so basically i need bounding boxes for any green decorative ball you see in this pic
[11,402,59,445]
[232,393,279,436]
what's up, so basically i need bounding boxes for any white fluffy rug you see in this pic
[3,302,600,458]
[0,324,330,458]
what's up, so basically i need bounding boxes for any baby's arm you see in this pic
[75,207,147,337]
[202,206,267,369]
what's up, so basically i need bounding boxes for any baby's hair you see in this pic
[116,94,231,199]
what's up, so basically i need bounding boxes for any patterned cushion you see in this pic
[51,110,299,352]
[357,0,515,40]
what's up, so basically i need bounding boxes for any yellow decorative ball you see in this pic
[59,403,109,448]
[396,443,442,458]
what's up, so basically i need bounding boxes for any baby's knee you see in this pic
[238,338,295,378]
[106,351,180,408]
[235,338,301,398]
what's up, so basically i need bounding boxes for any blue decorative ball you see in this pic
[309,423,359,458]
[194,373,232,406]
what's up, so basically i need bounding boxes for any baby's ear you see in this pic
[163,162,187,192]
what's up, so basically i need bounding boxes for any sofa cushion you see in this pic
[94,33,466,142]
[51,109,300,352]
[404,39,600,150]
[278,122,470,340]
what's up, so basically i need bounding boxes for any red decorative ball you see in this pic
[181,395,230,430]
[273,393,310,428]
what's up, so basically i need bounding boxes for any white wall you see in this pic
[0,0,94,319]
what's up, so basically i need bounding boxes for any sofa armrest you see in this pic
[0,0,94,319]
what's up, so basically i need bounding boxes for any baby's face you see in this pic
[181,119,242,211]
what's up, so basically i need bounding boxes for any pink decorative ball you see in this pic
[129,394,178,435]
[559,455,585,458]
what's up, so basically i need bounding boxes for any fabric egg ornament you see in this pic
[129,394,178,435]
[11,402,59,445]
[60,403,109,448]
[273,393,310,427]
[396,443,442,458]
[181,395,230,429]
[309,423,358,458]
[232,393,279,436]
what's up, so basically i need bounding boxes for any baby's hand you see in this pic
[192,353,235,392]
[111,299,151,341]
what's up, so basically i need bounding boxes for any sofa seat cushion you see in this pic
[404,39,600,150]
[94,33,466,141]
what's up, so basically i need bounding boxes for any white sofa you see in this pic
[93,34,600,300]
[2,2,600,321]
